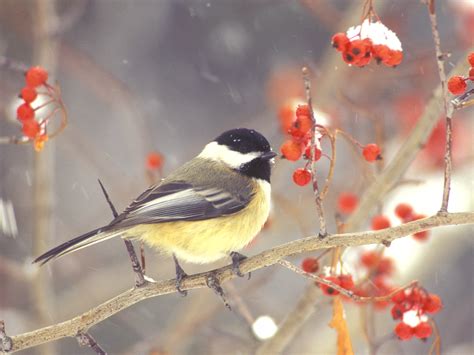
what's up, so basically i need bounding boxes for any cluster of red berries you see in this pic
[332,19,403,68]
[371,203,429,241]
[16,66,49,149]
[394,203,430,241]
[447,52,474,95]
[301,257,355,296]
[354,250,394,309]
[279,104,320,187]
[280,104,381,187]
[392,286,442,341]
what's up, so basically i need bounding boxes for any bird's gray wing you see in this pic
[110,180,252,228]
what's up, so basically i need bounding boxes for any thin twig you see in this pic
[76,332,107,355]
[425,0,453,213]
[302,67,327,237]
[4,212,473,353]
[97,179,146,287]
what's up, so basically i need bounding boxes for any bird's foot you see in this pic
[173,254,188,296]
[230,251,250,279]
[206,272,231,310]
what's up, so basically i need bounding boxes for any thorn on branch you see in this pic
[0,320,13,352]
[76,332,107,355]
[97,179,147,287]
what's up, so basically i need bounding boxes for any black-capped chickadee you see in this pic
[34,128,276,291]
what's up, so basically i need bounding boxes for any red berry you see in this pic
[338,274,355,290]
[391,304,405,320]
[391,290,407,304]
[292,168,312,186]
[304,146,322,161]
[301,257,319,273]
[361,251,379,268]
[22,120,40,138]
[375,258,394,276]
[289,115,312,138]
[394,322,414,340]
[17,103,35,121]
[362,143,381,162]
[319,276,341,296]
[447,76,467,95]
[331,33,350,52]
[280,140,303,161]
[295,104,310,118]
[146,152,164,170]
[278,104,295,134]
[342,51,356,64]
[410,214,430,241]
[354,53,372,67]
[423,294,443,314]
[348,39,368,59]
[337,192,358,214]
[468,52,474,67]
[394,203,413,220]
[372,44,390,64]
[414,322,432,339]
[25,66,48,87]
[20,87,38,103]
[385,50,403,67]
[469,67,474,79]
[371,215,391,230]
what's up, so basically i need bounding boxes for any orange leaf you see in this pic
[329,296,354,355]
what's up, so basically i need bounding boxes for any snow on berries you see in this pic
[391,286,442,341]
[333,18,403,68]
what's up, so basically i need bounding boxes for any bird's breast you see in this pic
[127,179,271,264]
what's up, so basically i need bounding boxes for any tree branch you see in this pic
[4,212,473,353]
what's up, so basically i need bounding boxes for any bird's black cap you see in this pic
[215,128,271,154]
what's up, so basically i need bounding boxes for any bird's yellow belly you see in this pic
[126,181,270,264]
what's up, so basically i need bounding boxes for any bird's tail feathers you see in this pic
[33,227,123,265]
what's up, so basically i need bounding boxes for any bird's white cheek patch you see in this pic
[198,142,260,169]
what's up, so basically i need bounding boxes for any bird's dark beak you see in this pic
[260,151,278,160]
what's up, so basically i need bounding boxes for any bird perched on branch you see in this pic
[34,128,276,293]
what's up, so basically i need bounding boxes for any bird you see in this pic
[33,128,276,293]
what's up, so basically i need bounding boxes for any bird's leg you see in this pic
[206,272,231,310]
[173,254,188,296]
[230,251,250,279]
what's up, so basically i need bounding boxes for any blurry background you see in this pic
[0,0,473,354]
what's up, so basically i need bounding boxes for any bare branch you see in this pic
[4,212,473,353]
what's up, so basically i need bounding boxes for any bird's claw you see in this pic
[173,254,188,296]
[230,251,250,279]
